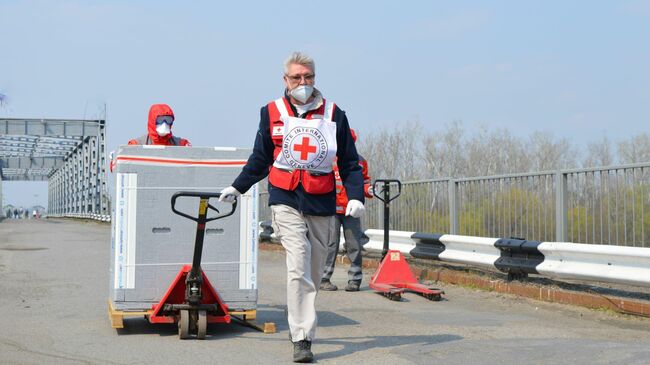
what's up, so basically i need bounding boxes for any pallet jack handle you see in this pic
[170,191,238,305]
[171,190,237,271]
[171,191,237,223]
[372,179,402,260]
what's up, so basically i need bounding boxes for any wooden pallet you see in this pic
[108,300,275,333]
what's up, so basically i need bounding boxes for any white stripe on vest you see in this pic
[324,100,334,121]
[274,98,290,118]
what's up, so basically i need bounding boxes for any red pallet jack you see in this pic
[369,179,444,302]
[147,191,236,339]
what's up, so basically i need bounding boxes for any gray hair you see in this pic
[284,52,315,74]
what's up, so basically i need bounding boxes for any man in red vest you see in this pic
[320,129,373,292]
[128,104,191,146]
[219,52,364,363]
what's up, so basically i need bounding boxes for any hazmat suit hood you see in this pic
[147,104,175,144]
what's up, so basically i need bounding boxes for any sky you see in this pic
[1,0,649,208]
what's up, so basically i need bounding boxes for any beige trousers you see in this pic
[271,204,333,342]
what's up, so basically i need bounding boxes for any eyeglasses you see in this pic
[286,73,315,83]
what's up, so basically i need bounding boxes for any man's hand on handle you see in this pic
[345,199,365,218]
[218,186,241,203]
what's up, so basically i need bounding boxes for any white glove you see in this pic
[218,186,241,203]
[345,199,366,218]
[367,186,374,197]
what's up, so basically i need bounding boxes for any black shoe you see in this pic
[319,280,338,291]
[293,340,313,363]
[345,281,361,292]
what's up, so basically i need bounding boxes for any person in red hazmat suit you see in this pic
[128,104,191,146]
[320,128,373,292]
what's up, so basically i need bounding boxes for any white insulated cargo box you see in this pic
[109,145,258,311]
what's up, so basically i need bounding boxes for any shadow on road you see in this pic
[249,304,361,331]
[316,334,463,361]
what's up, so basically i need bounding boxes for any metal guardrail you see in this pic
[537,241,650,287]
[257,162,650,247]
[48,213,111,222]
[363,230,650,288]
[256,218,650,288]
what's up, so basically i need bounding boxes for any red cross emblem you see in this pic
[293,136,317,161]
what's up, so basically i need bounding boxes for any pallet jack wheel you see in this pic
[385,292,401,301]
[197,310,207,340]
[178,310,190,339]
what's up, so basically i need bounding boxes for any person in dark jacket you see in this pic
[128,104,191,146]
[219,52,364,363]
[320,129,374,292]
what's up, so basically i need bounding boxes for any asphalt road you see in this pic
[1,218,650,365]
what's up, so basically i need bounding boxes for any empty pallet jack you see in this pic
[144,191,274,339]
[369,179,444,301]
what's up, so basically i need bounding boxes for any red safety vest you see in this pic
[267,97,336,194]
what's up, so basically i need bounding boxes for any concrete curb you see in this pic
[259,241,650,317]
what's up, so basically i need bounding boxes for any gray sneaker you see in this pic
[345,281,361,292]
[319,280,338,291]
[293,340,313,363]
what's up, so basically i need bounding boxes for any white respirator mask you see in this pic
[156,123,171,136]
[290,85,314,104]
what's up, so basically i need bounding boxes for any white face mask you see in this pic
[290,85,314,104]
[156,123,171,136]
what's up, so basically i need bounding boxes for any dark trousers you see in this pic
[322,214,364,283]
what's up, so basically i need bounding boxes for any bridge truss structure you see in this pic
[0,118,110,220]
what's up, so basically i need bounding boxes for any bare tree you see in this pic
[422,120,466,179]
[583,135,614,168]
[361,120,649,182]
[618,134,650,164]
[357,120,425,180]
[526,131,577,171]
[465,125,533,176]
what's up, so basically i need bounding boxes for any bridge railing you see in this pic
[259,162,650,247]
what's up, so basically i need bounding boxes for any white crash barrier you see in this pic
[537,242,650,287]
[269,224,650,288]
[364,229,416,254]
[438,234,501,269]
